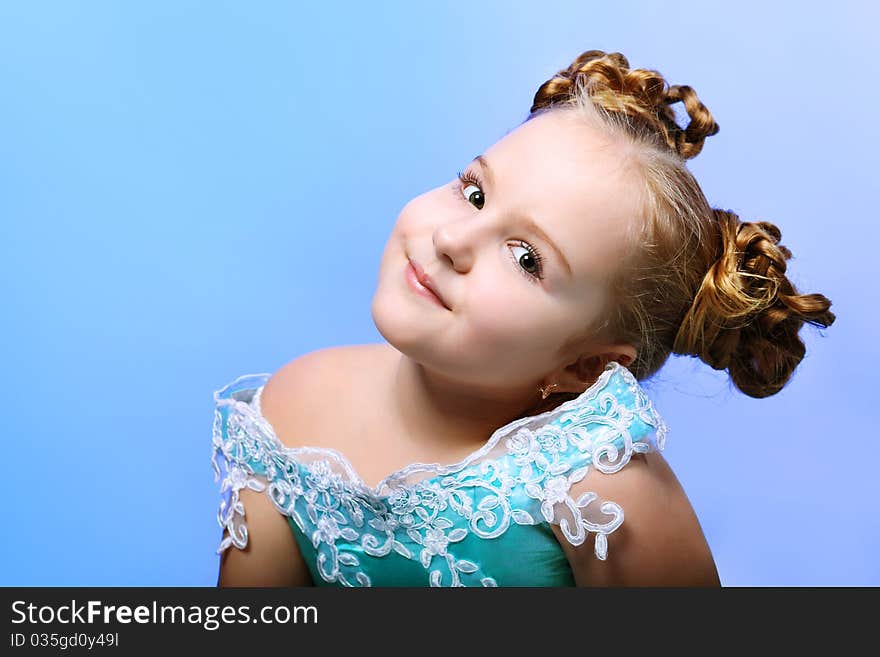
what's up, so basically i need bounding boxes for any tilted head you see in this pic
[372,50,835,411]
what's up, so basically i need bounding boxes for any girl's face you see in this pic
[371,110,643,395]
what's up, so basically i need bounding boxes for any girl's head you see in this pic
[371,50,835,410]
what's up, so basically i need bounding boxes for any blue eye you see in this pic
[454,169,546,283]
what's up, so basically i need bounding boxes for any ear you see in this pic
[550,344,637,394]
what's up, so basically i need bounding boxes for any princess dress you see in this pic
[211,360,668,587]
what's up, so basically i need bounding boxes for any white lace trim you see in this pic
[211,361,669,585]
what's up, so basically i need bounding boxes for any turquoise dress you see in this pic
[211,361,668,587]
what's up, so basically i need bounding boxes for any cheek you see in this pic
[378,200,429,265]
[469,294,532,337]
[396,190,449,232]
[462,283,561,360]
[461,312,562,383]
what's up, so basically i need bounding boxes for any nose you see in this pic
[432,212,496,274]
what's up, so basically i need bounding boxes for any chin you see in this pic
[371,287,418,349]
[371,293,443,366]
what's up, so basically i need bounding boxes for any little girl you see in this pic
[211,49,835,587]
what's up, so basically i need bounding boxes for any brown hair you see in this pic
[526,50,835,400]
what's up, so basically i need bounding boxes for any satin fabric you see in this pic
[212,361,668,587]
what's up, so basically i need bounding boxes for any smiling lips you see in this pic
[406,258,450,310]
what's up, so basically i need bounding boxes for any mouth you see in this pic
[406,257,451,310]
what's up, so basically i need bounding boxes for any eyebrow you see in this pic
[472,154,574,280]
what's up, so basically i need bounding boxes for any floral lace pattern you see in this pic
[212,361,669,587]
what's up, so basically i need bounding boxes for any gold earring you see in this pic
[539,382,559,400]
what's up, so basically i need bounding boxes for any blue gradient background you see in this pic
[1,1,875,586]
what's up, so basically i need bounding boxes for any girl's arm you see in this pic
[550,451,720,587]
[217,486,314,587]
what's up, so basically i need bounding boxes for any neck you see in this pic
[382,346,542,448]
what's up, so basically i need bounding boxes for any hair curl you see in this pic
[526,50,835,399]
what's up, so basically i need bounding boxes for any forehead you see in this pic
[483,112,643,283]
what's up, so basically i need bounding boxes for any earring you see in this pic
[538,382,559,400]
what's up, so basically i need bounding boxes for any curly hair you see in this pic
[525,50,835,399]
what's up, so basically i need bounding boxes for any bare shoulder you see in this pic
[258,343,390,448]
[218,346,378,587]
[551,450,721,587]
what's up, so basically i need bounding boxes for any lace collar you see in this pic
[217,360,668,498]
